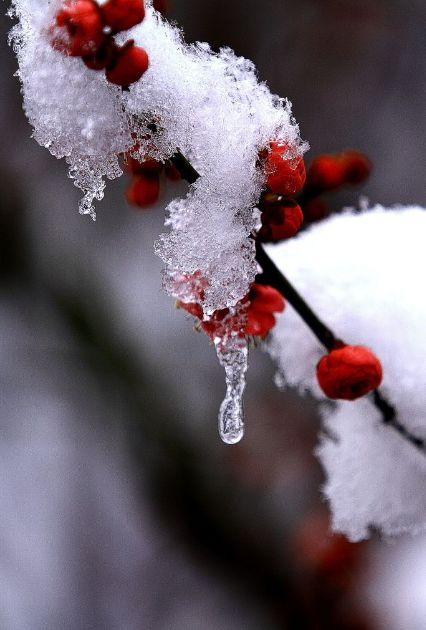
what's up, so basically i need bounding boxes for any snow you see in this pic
[9,0,130,218]
[9,0,306,313]
[267,205,426,540]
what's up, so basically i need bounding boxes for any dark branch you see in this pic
[254,241,340,351]
[373,390,425,452]
[171,149,425,455]
[170,152,199,185]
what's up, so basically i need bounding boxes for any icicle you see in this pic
[215,335,248,445]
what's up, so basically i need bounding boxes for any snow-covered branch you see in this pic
[8,0,426,539]
[267,205,426,539]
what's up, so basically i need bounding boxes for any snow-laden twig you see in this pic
[9,0,306,313]
[267,206,426,539]
[255,240,425,455]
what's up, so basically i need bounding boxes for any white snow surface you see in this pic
[9,0,306,312]
[267,205,426,541]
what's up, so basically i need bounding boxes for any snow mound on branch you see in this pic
[9,0,306,312]
[9,0,130,217]
[267,205,426,541]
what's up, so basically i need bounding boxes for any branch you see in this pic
[254,242,339,352]
[170,150,425,455]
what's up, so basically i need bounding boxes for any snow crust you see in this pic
[9,0,306,312]
[267,205,426,540]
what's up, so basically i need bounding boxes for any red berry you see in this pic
[165,162,182,181]
[307,151,372,190]
[126,172,160,207]
[153,0,168,13]
[139,158,163,172]
[106,41,149,87]
[178,283,284,340]
[316,345,383,401]
[243,284,285,338]
[245,311,276,337]
[303,198,329,223]
[265,142,306,196]
[295,511,361,577]
[82,36,117,70]
[56,0,104,57]
[101,0,145,33]
[177,301,203,319]
[125,155,163,175]
[248,284,285,315]
[200,308,231,337]
[307,154,347,190]
[341,151,372,185]
[258,200,304,242]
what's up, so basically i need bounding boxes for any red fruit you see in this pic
[101,0,145,33]
[248,284,285,315]
[177,301,203,319]
[200,308,232,337]
[303,198,329,223]
[126,155,163,175]
[106,41,149,87]
[139,158,163,172]
[316,345,383,401]
[307,154,347,190]
[153,0,168,13]
[308,151,372,190]
[244,284,285,337]
[341,151,372,185]
[295,511,361,577]
[126,172,160,207]
[178,283,284,339]
[83,36,117,70]
[165,162,182,181]
[258,200,304,242]
[245,311,276,337]
[265,142,306,196]
[56,0,104,57]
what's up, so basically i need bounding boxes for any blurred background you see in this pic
[0,1,425,628]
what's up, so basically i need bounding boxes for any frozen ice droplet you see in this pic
[215,336,248,445]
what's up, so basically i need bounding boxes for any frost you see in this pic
[9,0,306,311]
[267,205,426,540]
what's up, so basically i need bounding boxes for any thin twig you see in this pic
[254,242,340,352]
[170,152,199,185]
[373,390,425,451]
[170,149,425,455]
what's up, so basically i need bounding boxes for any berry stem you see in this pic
[171,150,425,455]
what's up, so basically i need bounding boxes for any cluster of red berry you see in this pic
[257,146,372,242]
[178,283,285,339]
[257,142,306,243]
[252,145,381,401]
[54,0,149,88]
[302,150,372,223]
[125,155,181,207]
